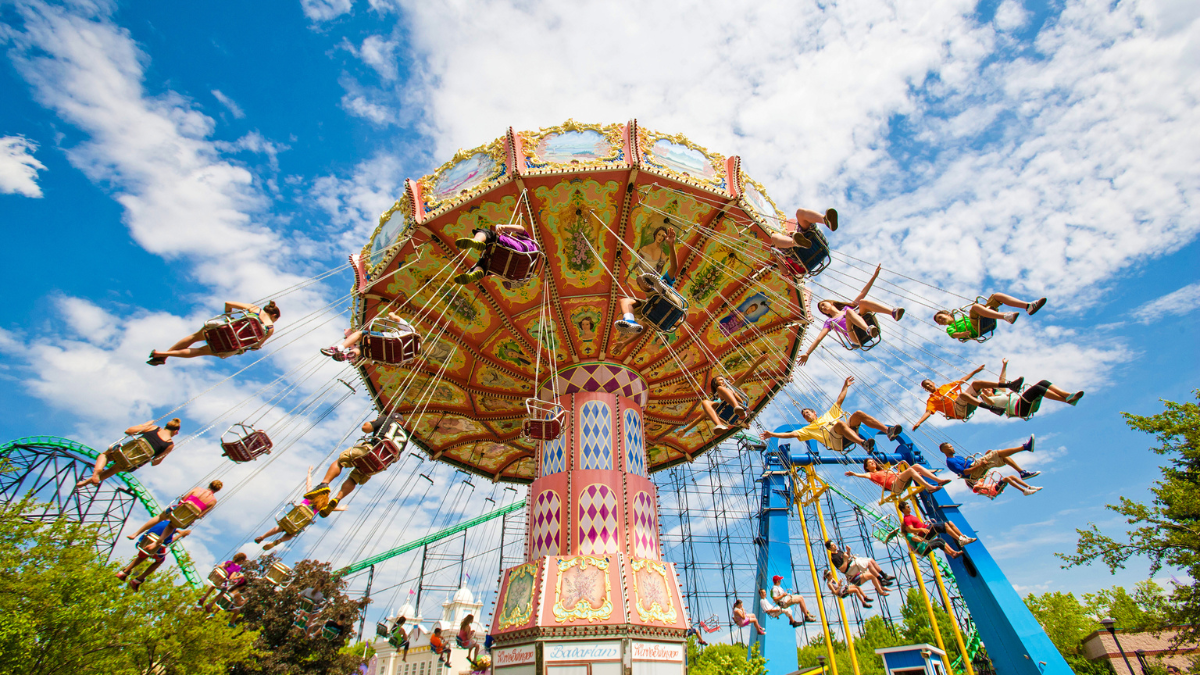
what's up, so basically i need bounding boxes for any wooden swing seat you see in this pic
[166,500,203,529]
[322,622,344,641]
[203,311,266,355]
[265,560,292,586]
[836,312,882,352]
[361,317,422,365]
[137,532,164,556]
[278,503,315,536]
[523,399,567,441]
[485,233,542,282]
[111,437,155,473]
[376,621,391,637]
[350,435,408,478]
[208,566,229,587]
[221,424,273,463]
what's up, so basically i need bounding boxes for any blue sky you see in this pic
[1,0,1198,637]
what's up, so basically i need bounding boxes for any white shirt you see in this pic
[760,597,776,612]
[771,584,787,600]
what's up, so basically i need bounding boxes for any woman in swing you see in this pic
[148,301,280,365]
[320,310,408,363]
[768,207,838,250]
[75,418,182,489]
[615,227,681,335]
[255,466,346,551]
[453,221,538,284]
[700,354,770,432]
[732,599,766,635]
[933,292,1046,341]
[797,266,904,364]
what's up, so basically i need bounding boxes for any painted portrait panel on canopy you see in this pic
[535,179,621,292]
[522,121,625,169]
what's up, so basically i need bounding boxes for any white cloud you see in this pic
[993,0,1029,32]
[358,35,399,80]
[210,89,245,119]
[311,151,407,247]
[341,90,394,126]
[301,0,353,22]
[0,135,47,197]
[1131,281,1200,323]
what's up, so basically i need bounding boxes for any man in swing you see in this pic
[305,411,406,516]
[940,439,1043,496]
[759,376,903,453]
[614,227,681,335]
[911,365,1019,429]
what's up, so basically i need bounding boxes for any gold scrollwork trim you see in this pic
[365,198,415,276]
[738,173,786,231]
[631,558,679,625]
[519,119,625,169]
[418,138,508,212]
[636,127,726,190]
[497,562,539,630]
[552,555,614,623]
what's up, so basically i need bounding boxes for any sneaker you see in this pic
[862,438,876,453]
[263,541,277,551]
[639,272,668,296]
[1006,312,1020,324]
[1004,376,1024,392]
[790,619,803,627]
[886,425,903,441]
[1021,486,1043,496]
[615,319,643,335]
[868,325,881,338]
[320,347,337,358]
[454,268,486,284]
[455,237,487,251]
[116,571,128,581]
[892,307,905,321]
[1022,435,1035,453]
[1019,469,1040,479]
[1027,298,1047,315]
[319,497,340,517]
[825,208,838,231]
[129,578,144,592]
[791,231,812,248]
[1067,391,1085,406]
[304,483,331,499]
[958,536,977,546]
[804,613,817,623]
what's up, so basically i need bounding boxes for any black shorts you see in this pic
[929,522,949,535]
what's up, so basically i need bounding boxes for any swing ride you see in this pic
[0,119,1082,675]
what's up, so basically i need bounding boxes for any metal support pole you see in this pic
[416,544,428,615]
[798,499,839,675]
[811,471,861,675]
[359,564,375,642]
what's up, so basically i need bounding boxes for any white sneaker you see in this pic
[958,536,977,546]
[1021,486,1043,496]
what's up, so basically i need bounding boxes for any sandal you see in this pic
[147,352,166,366]
[791,231,812,249]
[892,307,905,321]
[824,208,838,231]
[1067,391,1085,406]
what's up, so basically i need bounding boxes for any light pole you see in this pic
[1134,649,1149,675]
[1100,617,1137,675]
[817,654,827,674]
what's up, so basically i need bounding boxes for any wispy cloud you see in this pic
[1131,281,1200,324]
[301,0,353,22]
[0,135,47,197]
[211,89,246,119]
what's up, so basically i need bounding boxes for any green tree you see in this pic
[688,643,767,675]
[0,496,258,675]
[896,587,966,665]
[230,556,368,675]
[1024,590,1113,675]
[1060,392,1200,645]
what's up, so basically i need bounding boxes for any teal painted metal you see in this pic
[341,498,527,576]
[0,436,202,588]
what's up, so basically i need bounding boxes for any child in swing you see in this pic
[933,293,1046,340]
[824,569,872,608]
[700,354,770,432]
[614,227,681,335]
[454,222,539,284]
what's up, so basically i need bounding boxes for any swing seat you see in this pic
[388,633,407,649]
[265,560,292,586]
[167,500,203,529]
[220,424,273,463]
[203,311,266,355]
[278,503,315,536]
[837,313,882,352]
[713,386,751,424]
[293,615,309,630]
[137,532,164,556]
[350,433,408,478]
[110,437,155,473]
[949,297,997,343]
[362,317,422,365]
[322,621,344,641]
[640,286,689,333]
[208,566,229,587]
[376,621,391,637]
[485,232,542,282]
[792,228,831,277]
[214,592,241,612]
[523,399,567,441]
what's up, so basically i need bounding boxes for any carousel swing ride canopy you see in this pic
[355,119,807,483]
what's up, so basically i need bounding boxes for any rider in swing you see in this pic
[304,411,406,516]
[454,221,538,284]
[760,376,903,454]
[614,227,681,336]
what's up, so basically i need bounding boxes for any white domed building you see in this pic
[372,585,485,675]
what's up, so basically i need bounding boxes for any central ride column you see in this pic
[490,364,689,675]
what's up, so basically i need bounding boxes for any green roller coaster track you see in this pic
[0,436,203,588]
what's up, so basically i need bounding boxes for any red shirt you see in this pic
[903,514,927,531]
[869,471,896,490]
[431,635,445,652]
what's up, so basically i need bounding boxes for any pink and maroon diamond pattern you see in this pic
[539,364,648,407]
[632,491,658,559]
[578,484,619,556]
[531,490,562,558]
